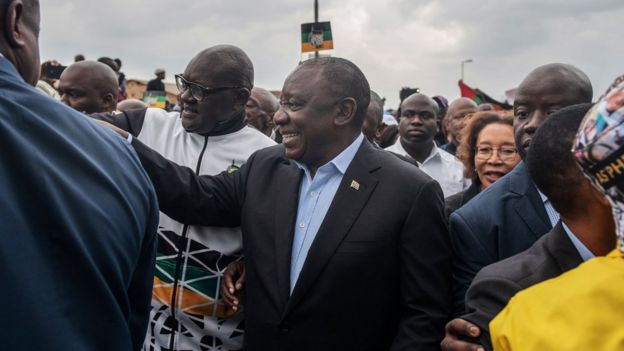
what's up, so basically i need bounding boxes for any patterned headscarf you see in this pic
[573,74,624,252]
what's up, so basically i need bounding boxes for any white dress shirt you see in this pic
[385,139,469,197]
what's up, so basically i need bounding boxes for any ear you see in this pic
[373,125,382,142]
[232,88,251,111]
[102,92,116,111]
[334,97,357,127]
[4,1,26,48]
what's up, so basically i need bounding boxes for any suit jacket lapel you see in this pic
[273,156,303,309]
[283,141,380,317]
[510,162,552,239]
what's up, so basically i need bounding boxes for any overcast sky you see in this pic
[40,0,623,109]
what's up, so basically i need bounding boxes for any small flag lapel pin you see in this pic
[350,180,360,190]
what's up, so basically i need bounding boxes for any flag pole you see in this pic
[314,0,319,58]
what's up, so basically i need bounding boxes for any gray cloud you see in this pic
[39,0,622,109]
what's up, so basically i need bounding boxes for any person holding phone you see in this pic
[36,59,65,100]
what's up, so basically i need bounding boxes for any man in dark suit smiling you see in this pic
[104,56,453,350]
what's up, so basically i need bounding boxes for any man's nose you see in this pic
[524,110,547,133]
[273,107,288,125]
[179,89,194,103]
[410,115,424,125]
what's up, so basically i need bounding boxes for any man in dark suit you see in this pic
[442,104,617,351]
[443,104,616,351]
[0,0,159,349]
[448,63,594,315]
[103,56,453,350]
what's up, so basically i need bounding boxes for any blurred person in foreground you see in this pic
[448,63,593,315]
[0,0,159,349]
[386,93,468,197]
[94,45,275,351]
[101,56,453,350]
[445,112,519,217]
[245,86,279,138]
[491,79,624,350]
[441,98,478,156]
[58,60,119,114]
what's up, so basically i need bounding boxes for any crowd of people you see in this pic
[3,1,624,350]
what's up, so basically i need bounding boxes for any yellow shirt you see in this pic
[490,249,624,351]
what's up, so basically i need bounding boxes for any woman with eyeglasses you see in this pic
[445,112,520,217]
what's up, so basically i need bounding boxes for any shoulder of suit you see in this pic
[249,143,286,160]
[473,228,558,287]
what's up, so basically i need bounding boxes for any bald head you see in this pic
[186,44,254,90]
[58,60,119,113]
[118,98,148,112]
[519,63,592,103]
[447,98,478,116]
[445,97,478,145]
[401,94,439,116]
[514,63,593,159]
[178,45,255,135]
[246,87,279,136]
[250,87,279,113]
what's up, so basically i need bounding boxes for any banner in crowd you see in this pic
[301,21,333,53]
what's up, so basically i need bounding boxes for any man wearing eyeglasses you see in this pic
[94,45,275,351]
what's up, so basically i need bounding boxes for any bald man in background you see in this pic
[441,98,478,156]
[362,90,384,144]
[245,86,279,138]
[58,60,119,113]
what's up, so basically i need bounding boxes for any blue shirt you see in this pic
[537,190,593,261]
[538,189,560,227]
[290,134,364,293]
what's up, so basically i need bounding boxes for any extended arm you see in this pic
[90,108,147,136]
[131,137,248,227]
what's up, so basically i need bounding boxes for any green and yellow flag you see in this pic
[301,21,333,53]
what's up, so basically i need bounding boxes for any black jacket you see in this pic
[131,138,453,350]
[463,222,583,350]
